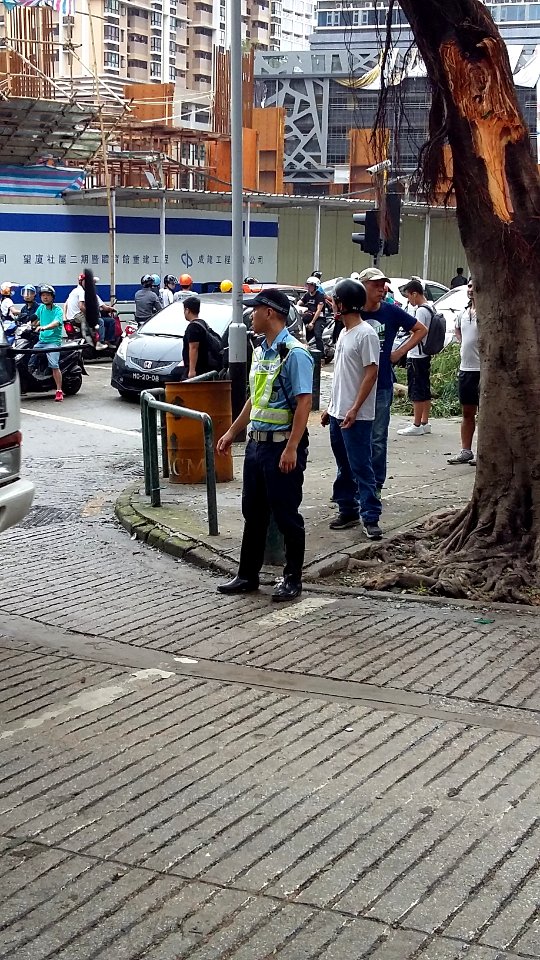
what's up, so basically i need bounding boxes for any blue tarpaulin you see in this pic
[0,164,85,197]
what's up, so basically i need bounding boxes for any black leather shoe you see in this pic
[272,577,302,602]
[217,576,259,595]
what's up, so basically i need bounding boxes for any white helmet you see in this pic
[306,276,319,285]
[350,272,360,281]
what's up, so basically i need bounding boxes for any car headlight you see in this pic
[116,337,129,361]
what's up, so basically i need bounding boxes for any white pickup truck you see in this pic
[0,326,34,532]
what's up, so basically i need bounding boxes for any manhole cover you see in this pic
[19,505,77,528]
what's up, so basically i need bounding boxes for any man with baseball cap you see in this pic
[358,267,427,497]
[217,288,314,601]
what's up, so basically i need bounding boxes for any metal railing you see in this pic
[140,383,219,536]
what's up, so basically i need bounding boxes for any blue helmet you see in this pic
[151,274,160,286]
[22,284,36,295]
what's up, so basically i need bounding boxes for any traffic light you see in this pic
[352,210,380,256]
[383,194,401,256]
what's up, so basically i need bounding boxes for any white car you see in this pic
[322,276,449,306]
[432,285,470,341]
[0,326,34,532]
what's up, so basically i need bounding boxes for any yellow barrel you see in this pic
[165,380,234,483]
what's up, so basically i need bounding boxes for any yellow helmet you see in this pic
[220,279,233,293]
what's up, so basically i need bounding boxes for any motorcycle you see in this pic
[14,324,87,397]
[64,307,122,361]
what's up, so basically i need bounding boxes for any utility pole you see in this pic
[228,0,247,437]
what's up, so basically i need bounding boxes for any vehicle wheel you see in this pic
[118,388,139,402]
[63,375,83,396]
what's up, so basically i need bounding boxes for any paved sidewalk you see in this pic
[117,400,476,580]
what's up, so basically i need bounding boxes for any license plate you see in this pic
[132,373,160,382]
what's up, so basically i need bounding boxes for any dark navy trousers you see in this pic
[238,436,308,583]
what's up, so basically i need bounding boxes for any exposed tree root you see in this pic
[347,509,539,604]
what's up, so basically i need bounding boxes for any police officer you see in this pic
[217,288,314,601]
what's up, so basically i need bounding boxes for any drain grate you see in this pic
[19,505,78,528]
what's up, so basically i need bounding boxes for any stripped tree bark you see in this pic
[366,0,540,602]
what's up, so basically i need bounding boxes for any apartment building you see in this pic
[46,0,312,103]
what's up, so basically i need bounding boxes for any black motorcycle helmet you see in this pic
[312,270,322,280]
[141,274,153,287]
[333,278,366,314]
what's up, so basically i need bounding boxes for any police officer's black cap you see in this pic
[244,288,290,317]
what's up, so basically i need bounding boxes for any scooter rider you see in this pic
[30,284,64,402]
[297,276,326,353]
[0,281,18,322]
[160,274,178,307]
[13,284,39,324]
[134,274,161,326]
[173,273,194,301]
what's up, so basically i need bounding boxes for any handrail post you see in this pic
[202,413,219,536]
[147,404,161,507]
[160,408,169,478]
[141,392,151,496]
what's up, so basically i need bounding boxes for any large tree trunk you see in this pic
[372,0,540,600]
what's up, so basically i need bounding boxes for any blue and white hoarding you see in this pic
[0,203,279,302]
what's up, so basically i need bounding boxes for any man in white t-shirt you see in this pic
[398,278,433,436]
[448,278,480,465]
[321,278,382,540]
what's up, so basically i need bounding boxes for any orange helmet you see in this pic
[179,273,192,287]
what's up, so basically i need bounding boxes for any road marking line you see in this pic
[0,668,175,740]
[257,597,335,627]
[21,408,139,437]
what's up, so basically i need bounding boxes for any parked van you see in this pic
[0,325,34,532]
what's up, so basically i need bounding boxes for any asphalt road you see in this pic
[1,363,540,959]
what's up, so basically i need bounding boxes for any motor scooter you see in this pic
[14,325,87,396]
[64,307,122,360]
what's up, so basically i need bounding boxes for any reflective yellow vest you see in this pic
[249,337,309,427]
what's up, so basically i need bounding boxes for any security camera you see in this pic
[367,159,392,175]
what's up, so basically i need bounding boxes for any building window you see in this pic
[150,11,162,26]
[104,24,120,40]
[195,26,212,35]
[128,57,147,68]
[129,32,147,43]
[104,0,120,13]
[150,61,161,77]
[151,35,161,50]
[104,51,120,67]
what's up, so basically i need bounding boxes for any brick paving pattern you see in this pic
[1,448,540,957]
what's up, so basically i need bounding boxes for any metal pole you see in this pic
[422,208,431,280]
[160,193,166,287]
[230,0,247,429]
[141,393,151,496]
[202,414,219,536]
[243,199,251,275]
[148,405,161,507]
[160,408,169,478]
[313,203,321,272]
[110,186,116,302]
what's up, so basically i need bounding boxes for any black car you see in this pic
[111,292,302,398]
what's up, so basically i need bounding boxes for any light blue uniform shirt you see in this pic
[250,327,314,432]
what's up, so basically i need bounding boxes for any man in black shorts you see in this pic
[398,279,433,436]
[448,280,480,464]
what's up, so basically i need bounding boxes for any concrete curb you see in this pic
[114,489,539,616]
[114,490,237,578]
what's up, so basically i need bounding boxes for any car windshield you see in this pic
[140,301,234,338]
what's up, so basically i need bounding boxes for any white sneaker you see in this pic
[95,342,108,351]
[422,423,431,434]
[397,424,425,436]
